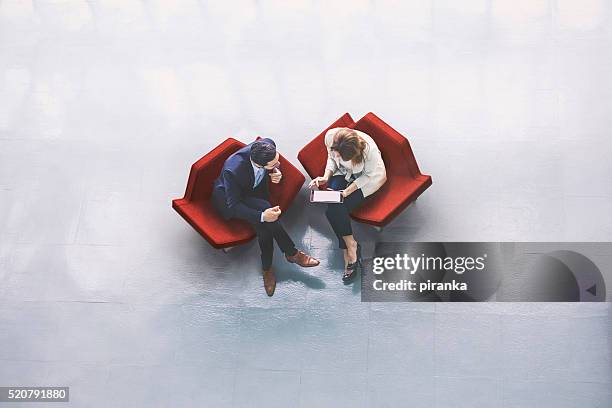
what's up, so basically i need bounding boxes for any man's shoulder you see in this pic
[224,151,250,176]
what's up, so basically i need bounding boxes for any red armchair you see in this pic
[298,112,432,228]
[172,138,305,249]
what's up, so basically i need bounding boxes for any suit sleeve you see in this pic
[222,169,264,224]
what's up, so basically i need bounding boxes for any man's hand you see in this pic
[308,176,328,189]
[262,206,281,222]
[270,168,282,184]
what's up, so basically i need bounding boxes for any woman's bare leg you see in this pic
[342,235,358,264]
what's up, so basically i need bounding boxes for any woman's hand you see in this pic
[341,182,358,197]
[308,176,328,189]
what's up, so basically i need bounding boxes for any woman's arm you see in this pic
[351,144,387,197]
[341,181,359,197]
[309,168,334,189]
[308,133,337,188]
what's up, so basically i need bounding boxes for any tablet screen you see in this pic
[311,190,343,203]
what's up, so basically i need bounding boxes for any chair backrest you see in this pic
[268,150,295,208]
[185,138,246,203]
[353,112,422,178]
[298,112,355,178]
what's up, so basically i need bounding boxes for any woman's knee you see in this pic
[327,204,350,223]
[325,203,342,218]
[344,191,365,212]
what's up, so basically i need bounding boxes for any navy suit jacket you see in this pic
[212,138,275,224]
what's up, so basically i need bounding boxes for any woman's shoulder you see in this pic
[354,129,379,152]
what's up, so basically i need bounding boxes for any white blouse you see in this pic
[324,128,387,197]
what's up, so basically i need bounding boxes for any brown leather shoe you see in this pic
[262,268,276,297]
[285,250,320,267]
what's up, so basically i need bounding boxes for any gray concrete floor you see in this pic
[1,1,611,407]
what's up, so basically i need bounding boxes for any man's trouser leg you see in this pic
[212,188,297,269]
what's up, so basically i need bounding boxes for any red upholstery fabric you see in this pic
[172,137,305,249]
[297,112,432,227]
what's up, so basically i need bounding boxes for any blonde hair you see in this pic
[330,128,367,165]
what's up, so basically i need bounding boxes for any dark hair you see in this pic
[250,141,277,166]
[330,128,367,165]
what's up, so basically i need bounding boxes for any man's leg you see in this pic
[212,190,316,296]
[212,189,278,268]
[240,197,281,268]
[250,222,274,270]
[242,197,297,258]
[243,195,318,268]
[227,195,278,296]
[266,220,298,256]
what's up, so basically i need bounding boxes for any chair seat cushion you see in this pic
[351,174,432,226]
[173,198,255,248]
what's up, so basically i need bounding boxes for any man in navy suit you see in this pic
[212,138,319,296]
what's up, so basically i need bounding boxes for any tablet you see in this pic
[310,189,344,203]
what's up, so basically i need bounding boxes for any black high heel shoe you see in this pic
[342,243,362,283]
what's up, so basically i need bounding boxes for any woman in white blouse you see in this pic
[308,127,387,282]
